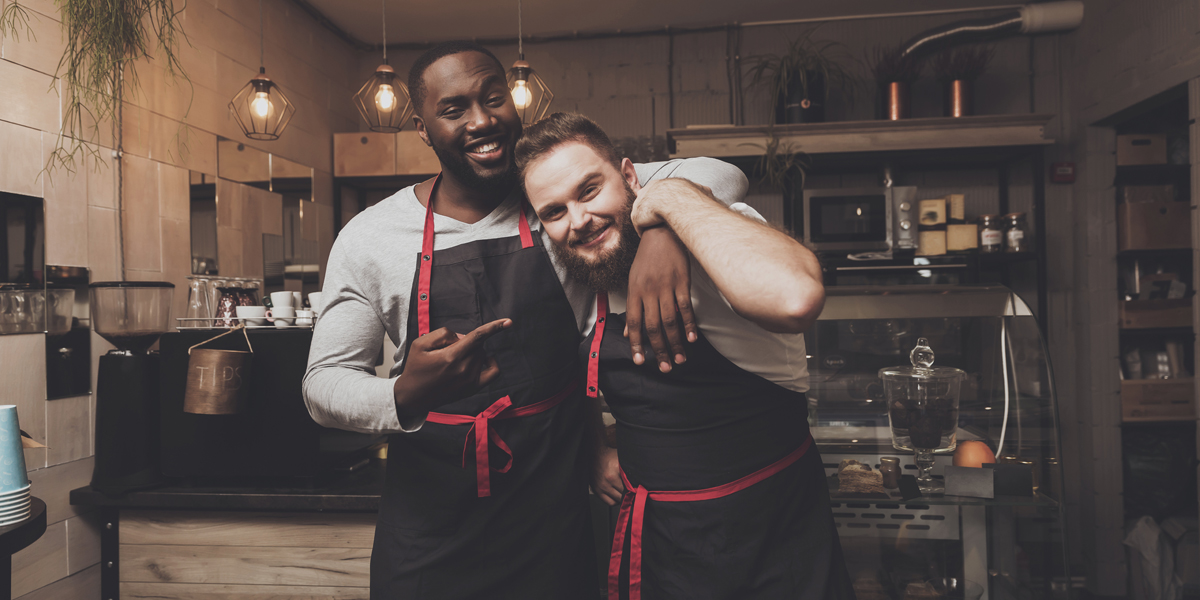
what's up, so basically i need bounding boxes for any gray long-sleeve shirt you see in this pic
[303,158,749,434]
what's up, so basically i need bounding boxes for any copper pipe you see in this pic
[944,79,974,117]
[885,81,910,120]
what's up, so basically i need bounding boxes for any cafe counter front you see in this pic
[71,285,1068,600]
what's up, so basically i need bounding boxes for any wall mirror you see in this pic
[191,138,320,305]
[217,138,270,190]
[0,192,45,335]
[190,171,218,275]
[264,155,319,300]
[45,265,90,398]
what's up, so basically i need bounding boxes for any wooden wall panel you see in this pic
[26,458,93,527]
[15,564,99,600]
[12,521,67,598]
[121,545,371,587]
[120,582,369,599]
[121,511,376,548]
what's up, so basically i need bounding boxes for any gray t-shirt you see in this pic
[303,158,749,434]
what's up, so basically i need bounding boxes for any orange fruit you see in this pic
[953,440,996,468]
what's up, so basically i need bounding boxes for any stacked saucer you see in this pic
[0,406,30,526]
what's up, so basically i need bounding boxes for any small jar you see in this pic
[879,457,901,489]
[1004,212,1029,253]
[978,215,1003,253]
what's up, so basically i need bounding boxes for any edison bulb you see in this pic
[511,80,531,109]
[375,84,396,111]
[251,91,272,118]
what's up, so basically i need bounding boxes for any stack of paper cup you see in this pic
[0,406,30,525]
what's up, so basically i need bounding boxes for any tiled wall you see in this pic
[0,0,357,596]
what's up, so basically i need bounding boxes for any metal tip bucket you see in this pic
[183,325,254,415]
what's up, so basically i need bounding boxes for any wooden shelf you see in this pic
[1120,298,1192,329]
[1121,379,1195,422]
[667,114,1055,159]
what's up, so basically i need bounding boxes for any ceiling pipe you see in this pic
[900,1,1084,60]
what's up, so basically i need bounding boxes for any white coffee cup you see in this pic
[308,292,324,314]
[270,291,294,308]
[292,291,303,308]
[295,309,314,327]
[266,306,295,328]
[235,306,268,327]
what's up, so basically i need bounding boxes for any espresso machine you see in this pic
[89,281,174,494]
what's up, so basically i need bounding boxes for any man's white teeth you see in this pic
[472,142,500,154]
[579,226,606,245]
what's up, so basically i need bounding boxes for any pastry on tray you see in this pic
[833,459,890,497]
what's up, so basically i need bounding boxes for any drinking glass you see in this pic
[186,277,211,326]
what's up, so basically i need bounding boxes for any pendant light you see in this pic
[229,0,296,141]
[353,0,414,133]
[507,0,553,125]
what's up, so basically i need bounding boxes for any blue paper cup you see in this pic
[0,406,29,493]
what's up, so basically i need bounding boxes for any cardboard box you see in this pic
[918,199,946,226]
[947,224,978,251]
[916,230,946,256]
[1117,201,1191,250]
[1117,134,1168,166]
[1120,299,1192,329]
[1120,379,1194,422]
[946,194,965,222]
[1122,185,1176,203]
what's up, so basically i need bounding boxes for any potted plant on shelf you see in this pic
[745,30,859,124]
[869,44,925,120]
[932,45,995,118]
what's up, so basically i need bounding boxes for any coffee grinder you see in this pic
[89,281,174,493]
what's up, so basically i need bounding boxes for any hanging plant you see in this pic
[1,0,190,173]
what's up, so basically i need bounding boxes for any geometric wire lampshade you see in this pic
[353,64,414,133]
[507,60,553,126]
[229,69,296,141]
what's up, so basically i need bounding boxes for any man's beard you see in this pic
[551,183,641,293]
[430,140,518,192]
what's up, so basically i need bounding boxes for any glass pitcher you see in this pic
[880,337,964,494]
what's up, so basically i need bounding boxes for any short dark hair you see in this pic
[515,112,622,175]
[408,41,506,114]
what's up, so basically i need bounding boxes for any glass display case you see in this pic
[808,285,1068,600]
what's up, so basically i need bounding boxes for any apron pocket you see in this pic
[428,292,481,332]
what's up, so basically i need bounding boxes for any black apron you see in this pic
[370,177,596,599]
[584,293,855,600]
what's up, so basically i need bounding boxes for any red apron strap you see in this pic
[587,293,608,398]
[426,378,579,497]
[608,490,636,600]
[416,174,441,337]
[607,436,814,599]
[518,203,534,249]
[465,395,513,497]
[629,486,648,600]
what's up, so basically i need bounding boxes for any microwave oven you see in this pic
[801,186,918,253]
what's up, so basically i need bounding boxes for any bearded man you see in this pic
[517,112,855,600]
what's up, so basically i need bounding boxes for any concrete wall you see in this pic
[0,0,356,596]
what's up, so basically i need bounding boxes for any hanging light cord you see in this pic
[381,0,387,62]
[259,0,265,70]
[517,0,524,59]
